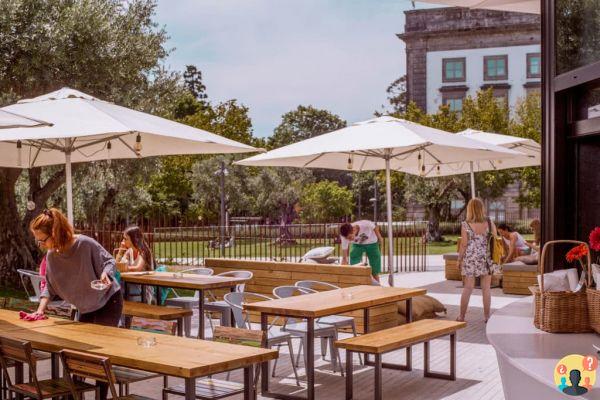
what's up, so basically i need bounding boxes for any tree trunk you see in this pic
[0,168,37,287]
[426,205,444,242]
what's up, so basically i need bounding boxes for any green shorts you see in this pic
[350,242,382,276]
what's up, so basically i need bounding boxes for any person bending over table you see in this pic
[340,220,383,283]
[30,208,122,399]
[30,208,123,326]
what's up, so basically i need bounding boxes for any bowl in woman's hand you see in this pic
[90,280,109,291]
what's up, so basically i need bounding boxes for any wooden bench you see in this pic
[502,261,538,295]
[122,301,192,336]
[336,319,466,400]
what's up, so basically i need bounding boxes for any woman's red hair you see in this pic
[30,208,74,252]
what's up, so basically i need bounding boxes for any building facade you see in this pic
[399,7,540,114]
[398,7,541,222]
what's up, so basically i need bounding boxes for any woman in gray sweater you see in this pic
[30,208,122,326]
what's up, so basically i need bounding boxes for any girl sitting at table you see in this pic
[116,225,155,302]
[29,208,122,400]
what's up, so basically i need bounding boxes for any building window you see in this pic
[481,83,510,107]
[484,55,508,80]
[527,53,541,78]
[442,92,465,114]
[442,58,466,82]
[488,201,506,222]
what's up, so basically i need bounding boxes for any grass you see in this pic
[0,287,27,299]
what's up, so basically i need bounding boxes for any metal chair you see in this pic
[16,269,44,302]
[0,337,96,400]
[164,267,214,337]
[205,270,254,331]
[224,292,301,386]
[295,280,362,364]
[60,349,153,400]
[272,286,344,375]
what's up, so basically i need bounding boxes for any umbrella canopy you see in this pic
[0,87,259,222]
[416,0,539,14]
[0,110,51,129]
[402,129,540,197]
[237,117,520,172]
[237,116,520,286]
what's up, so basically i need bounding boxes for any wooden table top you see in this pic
[122,301,193,320]
[1,317,277,378]
[120,272,250,290]
[244,285,426,318]
[0,309,75,331]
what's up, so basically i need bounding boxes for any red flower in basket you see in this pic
[589,227,600,251]
[566,244,589,263]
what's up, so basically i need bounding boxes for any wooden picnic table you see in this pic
[120,271,251,339]
[244,285,426,400]
[0,311,277,400]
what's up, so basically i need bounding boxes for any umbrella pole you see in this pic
[470,161,476,199]
[65,150,74,224]
[385,155,395,287]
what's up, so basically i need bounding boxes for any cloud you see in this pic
[155,0,414,137]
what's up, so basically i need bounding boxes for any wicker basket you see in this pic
[586,262,600,334]
[531,240,591,333]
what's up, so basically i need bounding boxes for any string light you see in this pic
[436,165,441,175]
[347,152,354,170]
[16,140,22,167]
[418,152,424,176]
[134,133,142,156]
[107,141,112,165]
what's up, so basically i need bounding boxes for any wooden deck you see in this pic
[16,268,524,399]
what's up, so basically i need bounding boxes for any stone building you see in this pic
[398,7,541,222]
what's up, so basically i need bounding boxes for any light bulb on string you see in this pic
[418,152,425,176]
[107,141,112,165]
[134,133,142,156]
[16,140,22,167]
[347,152,354,170]
[436,165,441,175]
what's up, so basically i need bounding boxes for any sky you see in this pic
[154,0,434,138]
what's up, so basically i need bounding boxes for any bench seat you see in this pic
[502,261,538,295]
[336,319,465,354]
[336,319,466,400]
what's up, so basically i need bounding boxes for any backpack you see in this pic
[487,218,505,265]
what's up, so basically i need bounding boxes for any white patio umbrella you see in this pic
[236,116,520,286]
[416,0,539,14]
[0,110,51,129]
[401,129,540,198]
[0,88,258,223]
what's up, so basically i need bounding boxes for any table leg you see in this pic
[260,313,270,394]
[306,317,315,400]
[374,354,382,400]
[177,317,184,337]
[346,350,353,400]
[15,361,23,400]
[230,286,236,327]
[51,353,60,378]
[155,285,161,305]
[405,298,412,371]
[197,289,205,339]
[244,366,256,400]
[363,308,370,365]
[184,377,196,400]
[141,284,147,304]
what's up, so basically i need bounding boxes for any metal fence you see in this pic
[80,221,428,273]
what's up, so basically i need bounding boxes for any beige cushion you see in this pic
[503,261,538,272]
[443,253,459,261]
[592,264,600,288]
[397,295,446,322]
